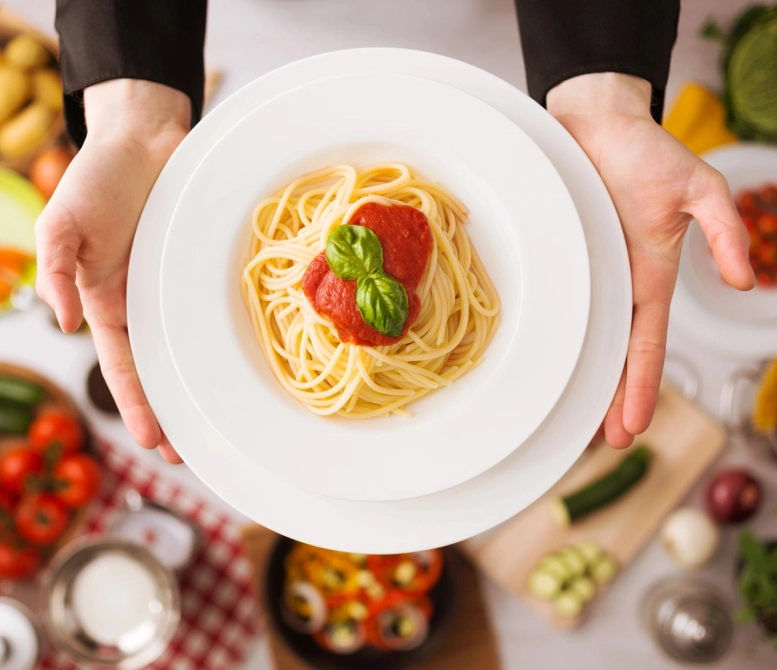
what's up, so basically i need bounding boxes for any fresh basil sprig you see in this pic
[356,272,409,338]
[326,225,383,280]
[325,224,409,337]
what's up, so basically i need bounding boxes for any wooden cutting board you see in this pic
[460,383,727,630]
[241,525,502,670]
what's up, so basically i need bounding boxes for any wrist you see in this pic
[547,72,653,122]
[84,79,190,167]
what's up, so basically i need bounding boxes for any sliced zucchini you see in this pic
[553,590,584,618]
[553,446,653,527]
[590,554,619,586]
[570,577,596,603]
[540,555,573,583]
[558,547,586,578]
[576,540,603,566]
[527,568,563,600]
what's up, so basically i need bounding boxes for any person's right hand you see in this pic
[35,79,191,463]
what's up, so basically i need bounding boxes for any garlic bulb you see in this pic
[661,507,720,569]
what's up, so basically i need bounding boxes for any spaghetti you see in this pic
[242,163,500,418]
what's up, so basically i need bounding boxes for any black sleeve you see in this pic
[514,0,680,123]
[55,0,207,146]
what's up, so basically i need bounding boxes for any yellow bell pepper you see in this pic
[663,83,739,155]
[753,357,777,434]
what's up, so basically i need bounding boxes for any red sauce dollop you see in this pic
[302,202,432,345]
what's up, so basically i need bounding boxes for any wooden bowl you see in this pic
[264,536,457,670]
[0,7,68,176]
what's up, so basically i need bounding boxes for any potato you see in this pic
[4,34,51,71]
[0,66,30,125]
[0,102,54,159]
[32,69,63,112]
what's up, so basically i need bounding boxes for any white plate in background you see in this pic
[673,144,777,359]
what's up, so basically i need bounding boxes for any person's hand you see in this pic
[548,73,755,448]
[35,79,190,463]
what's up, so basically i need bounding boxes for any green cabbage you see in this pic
[703,5,777,142]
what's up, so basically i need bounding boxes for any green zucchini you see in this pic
[553,446,653,527]
[527,568,563,600]
[590,554,619,586]
[0,375,45,407]
[553,590,584,618]
[0,403,33,434]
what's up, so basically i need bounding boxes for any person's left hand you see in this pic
[548,73,755,448]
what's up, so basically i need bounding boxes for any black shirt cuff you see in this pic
[515,0,680,123]
[55,0,207,146]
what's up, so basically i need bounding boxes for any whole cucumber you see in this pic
[0,375,46,406]
[0,403,33,434]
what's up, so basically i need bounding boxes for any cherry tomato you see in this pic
[53,454,101,508]
[757,213,777,235]
[737,190,758,210]
[759,184,777,207]
[0,447,43,496]
[28,409,84,456]
[15,494,69,545]
[741,214,757,234]
[756,240,777,265]
[0,542,39,579]
[756,270,776,287]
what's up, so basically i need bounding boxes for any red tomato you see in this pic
[28,409,84,456]
[741,214,757,234]
[0,489,13,532]
[15,494,69,545]
[0,542,39,579]
[737,190,758,210]
[756,270,776,287]
[758,213,777,236]
[756,240,777,265]
[0,447,43,496]
[53,454,101,508]
[759,184,777,207]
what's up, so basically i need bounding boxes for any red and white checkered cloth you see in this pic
[40,441,262,670]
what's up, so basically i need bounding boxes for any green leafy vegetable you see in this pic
[702,6,777,143]
[355,271,409,338]
[737,531,777,645]
[326,225,383,280]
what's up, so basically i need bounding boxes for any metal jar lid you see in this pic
[642,576,733,664]
[0,598,44,670]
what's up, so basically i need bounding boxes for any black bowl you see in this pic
[735,538,777,636]
[264,536,457,670]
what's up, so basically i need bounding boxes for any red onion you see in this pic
[705,469,761,524]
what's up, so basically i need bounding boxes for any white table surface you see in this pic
[3,1,777,668]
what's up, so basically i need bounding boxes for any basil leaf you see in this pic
[356,271,409,338]
[326,225,383,280]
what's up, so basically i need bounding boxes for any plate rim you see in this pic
[128,48,631,552]
[671,143,777,360]
[158,71,591,501]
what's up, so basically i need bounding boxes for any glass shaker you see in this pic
[720,362,777,458]
[641,576,733,664]
[0,598,43,670]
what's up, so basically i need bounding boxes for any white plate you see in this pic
[672,144,777,359]
[128,49,631,552]
[160,73,590,502]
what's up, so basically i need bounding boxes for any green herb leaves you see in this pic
[356,272,409,338]
[326,224,409,337]
[326,225,383,280]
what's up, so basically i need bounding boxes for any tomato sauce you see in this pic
[302,203,432,345]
